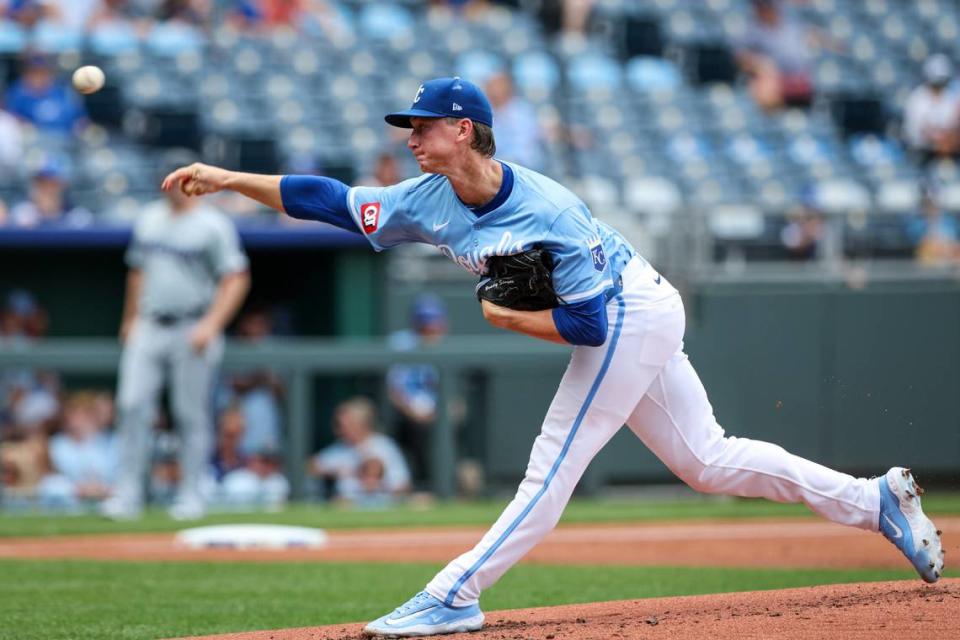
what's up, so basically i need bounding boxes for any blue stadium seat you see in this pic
[146,23,205,57]
[813,178,872,214]
[89,23,141,56]
[624,175,683,217]
[626,56,681,94]
[0,19,27,54]
[359,4,414,42]
[512,51,560,101]
[456,50,504,86]
[849,134,905,169]
[875,179,920,215]
[567,53,623,95]
[667,132,713,163]
[708,203,765,240]
[31,21,83,53]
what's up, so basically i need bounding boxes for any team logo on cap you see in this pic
[413,85,425,104]
[588,235,606,271]
[361,202,381,234]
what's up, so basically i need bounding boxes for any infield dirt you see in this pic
[6,518,956,639]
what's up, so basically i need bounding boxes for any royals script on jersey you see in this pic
[346,162,636,304]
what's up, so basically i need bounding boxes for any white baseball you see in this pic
[72,65,105,95]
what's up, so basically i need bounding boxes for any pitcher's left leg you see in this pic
[423,296,684,608]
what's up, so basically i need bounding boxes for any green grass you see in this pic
[0,559,916,640]
[4,493,960,538]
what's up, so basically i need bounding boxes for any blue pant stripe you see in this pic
[443,296,627,607]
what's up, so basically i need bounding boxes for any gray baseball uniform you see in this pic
[112,199,248,510]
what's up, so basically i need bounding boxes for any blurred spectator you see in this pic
[903,55,960,166]
[387,294,447,489]
[0,369,60,442]
[210,404,247,482]
[309,396,410,502]
[736,0,814,111]
[906,181,960,264]
[4,0,47,28]
[533,0,594,39]
[0,428,48,503]
[0,100,24,173]
[36,391,117,509]
[87,0,152,33]
[780,191,826,261]
[486,72,545,172]
[336,455,392,507]
[220,449,290,507]
[229,0,302,29]
[156,0,210,26]
[43,0,101,30]
[0,289,49,343]
[4,54,87,135]
[428,0,493,21]
[218,307,284,456]
[8,162,93,228]
[355,152,402,188]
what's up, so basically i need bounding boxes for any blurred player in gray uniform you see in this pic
[100,156,250,521]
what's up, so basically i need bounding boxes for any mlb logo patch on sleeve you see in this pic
[361,202,381,234]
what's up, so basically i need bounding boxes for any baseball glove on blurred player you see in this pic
[476,248,562,311]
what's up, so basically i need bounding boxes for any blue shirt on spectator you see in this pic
[5,79,86,133]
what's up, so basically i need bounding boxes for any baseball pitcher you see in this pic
[161,77,944,636]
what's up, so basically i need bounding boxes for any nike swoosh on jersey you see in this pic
[883,513,903,539]
[433,220,451,232]
[654,274,662,284]
[385,606,440,626]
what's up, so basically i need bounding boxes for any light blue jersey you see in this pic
[346,163,636,304]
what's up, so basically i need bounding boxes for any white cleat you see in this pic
[877,467,945,583]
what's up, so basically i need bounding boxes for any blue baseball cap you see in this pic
[411,293,447,329]
[385,77,493,128]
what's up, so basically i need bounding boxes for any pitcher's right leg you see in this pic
[626,349,879,530]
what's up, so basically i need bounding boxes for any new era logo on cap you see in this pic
[385,77,493,128]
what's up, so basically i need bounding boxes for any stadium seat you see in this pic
[875,179,920,215]
[814,178,872,214]
[624,176,683,217]
[0,20,27,54]
[456,50,504,86]
[567,53,623,96]
[358,4,414,42]
[626,56,681,95]
[512,51,560,101]
[708,204,765,240]
[90,23,141,56]
[146,23,205,57]
[577,175,621,210]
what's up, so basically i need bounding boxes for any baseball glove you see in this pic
[476,248,562,311]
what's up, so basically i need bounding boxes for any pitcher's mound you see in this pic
[176,578,959,640]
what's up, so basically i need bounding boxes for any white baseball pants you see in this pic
[426,257,881,607]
